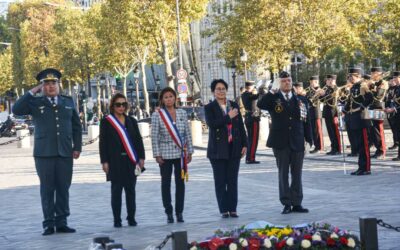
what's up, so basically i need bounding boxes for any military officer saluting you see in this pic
[12,68,82,236]
[241,81,261,164]
[368,67,388,159]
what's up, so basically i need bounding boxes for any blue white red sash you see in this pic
[158,108,189,181]
[105,114,139,166]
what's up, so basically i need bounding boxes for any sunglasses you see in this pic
[114,102,128,108]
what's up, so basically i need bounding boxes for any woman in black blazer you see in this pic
[205,79,247,218]
[99,93,145,228]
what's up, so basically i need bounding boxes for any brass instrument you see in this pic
[336,85,351,103]
[306,86,326,107]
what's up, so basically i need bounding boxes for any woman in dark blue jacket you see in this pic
[204,79,247,218]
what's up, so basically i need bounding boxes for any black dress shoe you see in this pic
[292,205,309,213]
[309,149,320,154]
[128,220,137,226]
[246,161,260,164]
[355,170,371,176]
[281,205,291,214]
[176,214,184,223]
[389,145,398,150]
[350,169,361,175]
[56,226,76,233]
[326,151,334,155]
[42,227,55,236]
[114,221,122,228]
[229,212,239,218]
[392,157,400,161]
[347,153,358,157]
[167,214,174,223]
[221,213,229,218]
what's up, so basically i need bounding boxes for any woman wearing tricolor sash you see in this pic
[99,93,145,228]
[151,87,194,224]
[205,79,247,218]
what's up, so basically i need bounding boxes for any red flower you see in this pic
[304,235,312,241]
[249,238,260,250]
[209,238,224,250]
[275,240,286,250]
[223,238,234,245]
[327,237,336,247]
[340,237,348,245]
[199,241,209,249]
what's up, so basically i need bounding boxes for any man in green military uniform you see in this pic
[12,68,82,236]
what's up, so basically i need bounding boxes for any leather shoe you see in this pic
[128,220,137,226]
[42,227,55,236]
[221,213,229,218]
[56,226,76,233]
[281,205,291,214]
[167,214,174,223]
[176,214,184,223]
[389,145,398,150]
[355,170,371,176]
[114,222,122,228]
[246,161,260,164]
[292,205,309,213]
[350,169,361,175]
[392,157,400,161]
[347,153,358,157]
[309,149,320,154]
[229,212,239,218]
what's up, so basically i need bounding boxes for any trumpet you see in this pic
[307,86,327,107]
[336,85,351,103]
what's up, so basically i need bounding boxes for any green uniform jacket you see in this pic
[12,93,82,157]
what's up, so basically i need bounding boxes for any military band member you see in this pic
[241,81,261,164]
[368,67,388,159]
[385,75,398,150]
[12,68,82,235]
[343,68,373,175]
[306,76,324,153]
[293,82,306,96]
[321,75,341,155]
[258,71,312,214]
[385,72,400,161]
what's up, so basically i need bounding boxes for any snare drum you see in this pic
[361,110,385,120]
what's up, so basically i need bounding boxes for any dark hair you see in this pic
[210,79,228,92]
[109,93,128,114]
[159,87,177,108]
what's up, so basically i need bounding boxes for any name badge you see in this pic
[65,106,73,109]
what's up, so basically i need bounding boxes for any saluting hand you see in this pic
[30,83,43,94]
[241,147,247,158]
[102,162,109,174]
[228,108,239,119]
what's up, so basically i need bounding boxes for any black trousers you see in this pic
[351,128,371,172]
[325,116,341,152]
[159,159,185,215]
[34,157,73,228]
[111,177,136,223]
[311,118,324,150]
[347,127,359,154]
[245,120,260,161]
[210,157,241,214]
[369,120,386,155]
[388,118,399,146]
[272,147,304,206]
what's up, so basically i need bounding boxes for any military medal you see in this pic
[39,106,45,114]
[275,103,283,113]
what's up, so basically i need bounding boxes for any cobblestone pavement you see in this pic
[0,133,399,250]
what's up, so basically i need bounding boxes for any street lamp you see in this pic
[128,80,135,112]
[133,68,141,119]
[231,62,237,99]
[99,76,106,114]
[240,48,248,81]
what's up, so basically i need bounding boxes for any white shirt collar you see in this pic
[47,96,58,104]
[280,90,293,100]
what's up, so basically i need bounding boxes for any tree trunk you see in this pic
[141,62,150,115]
[123,76,127,97]
[161,28,175,89]
[96,79,101,118]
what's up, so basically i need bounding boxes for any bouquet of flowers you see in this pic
[189,223,359,250]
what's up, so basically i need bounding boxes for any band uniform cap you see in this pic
[393,71,400,77]
[36,68,62,82]
[293,82,303,87]
[363,74,371,80]
[326,74,337,80]
[348,68,362,75]
[245,81,255,87]
[279,71,291,78]
[370,67,383,73]
[309,75,319,81]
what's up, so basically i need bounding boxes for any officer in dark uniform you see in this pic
[321,75,341,155]
[385,75,398,150]
[385,72,400,160]
[343,68,373,175]
[258,71,312,214]
[241,81,260,164]
[306,76,324,153]
[12,68,82,235]
[368,67,388,159]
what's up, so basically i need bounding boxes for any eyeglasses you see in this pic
[114,102,128,108]
[215,88,227,92]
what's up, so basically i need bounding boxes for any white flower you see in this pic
[330,232,339,239]
[189,246,197,250]
[301,239,311,248]
[263,238,272,248]
[229,243,238,250]
[286,237,294,246]
[312,234,322,241]
[347,237,356,248]
[239,238,248,247]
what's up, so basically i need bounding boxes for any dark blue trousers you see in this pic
[34,157,73,228]
[210,157,241,214]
